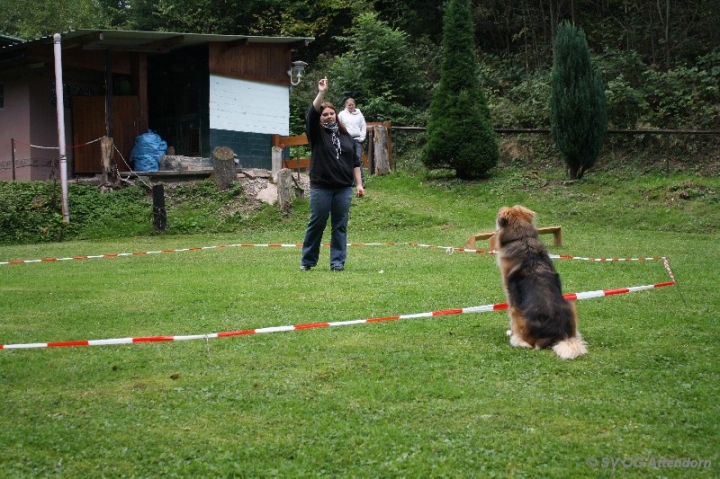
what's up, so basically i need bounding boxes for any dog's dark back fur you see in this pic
[503,238,576,347]
[496,206,577,348]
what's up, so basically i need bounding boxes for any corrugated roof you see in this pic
[1,29,313,53]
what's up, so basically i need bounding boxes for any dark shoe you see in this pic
[330,265,344,271]
[299,265,312,271]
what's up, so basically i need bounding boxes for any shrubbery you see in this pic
[293,22,719,176]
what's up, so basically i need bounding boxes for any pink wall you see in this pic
[28,73,71,181]
[0,70,73,181]
[0,79,31,181]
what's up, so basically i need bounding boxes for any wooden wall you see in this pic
[208,43,291,86]
[72,96,141,173]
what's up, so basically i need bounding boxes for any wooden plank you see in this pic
[466,226,563,250]
[282,157,310,170]
[274,134,308,147]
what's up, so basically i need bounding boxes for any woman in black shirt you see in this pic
[299,77,365,271]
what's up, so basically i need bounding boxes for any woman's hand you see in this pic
[318,77,328,93]
[313,78,329,111]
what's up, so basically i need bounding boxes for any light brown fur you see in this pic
[495,205,587,360]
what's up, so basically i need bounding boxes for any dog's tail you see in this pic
[552,333,587,360]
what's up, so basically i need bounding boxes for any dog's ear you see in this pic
[497,207,510,228]
[513,205,536,224]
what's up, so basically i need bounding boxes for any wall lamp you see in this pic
[288,60,308,86]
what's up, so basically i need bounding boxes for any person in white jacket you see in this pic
[338,97,367,187]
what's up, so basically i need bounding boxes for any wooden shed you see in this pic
[0,29,312,181]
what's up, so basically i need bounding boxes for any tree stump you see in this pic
[372,125,391,175]
[212,146,236,190]
[277,168,294,212]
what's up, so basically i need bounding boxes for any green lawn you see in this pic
[1,170,718,477]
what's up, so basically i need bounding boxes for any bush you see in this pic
[328,12,427,123]
[550,21,607,180]
[422,0,499,179]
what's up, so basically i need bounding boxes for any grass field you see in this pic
[1,169,718,477]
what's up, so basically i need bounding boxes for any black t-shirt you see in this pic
[305,105,360,188]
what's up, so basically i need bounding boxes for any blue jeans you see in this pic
[301,186,353,269]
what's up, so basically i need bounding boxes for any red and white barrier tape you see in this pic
[0,281,675,350]
[1,242,668,266]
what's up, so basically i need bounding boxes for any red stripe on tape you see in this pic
[433,308,464,316]
[132,336,175,343]
[604,288,630,296]
[48,340,90,348]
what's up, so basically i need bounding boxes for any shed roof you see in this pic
[1,29,314,54]
[0,34,23,47]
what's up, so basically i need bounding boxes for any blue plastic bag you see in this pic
[130,130,167,172]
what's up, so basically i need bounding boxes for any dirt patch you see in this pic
[162,170,310,216]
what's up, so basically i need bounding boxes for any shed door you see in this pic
[72,96,140,174]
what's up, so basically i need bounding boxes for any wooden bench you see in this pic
[465,226,563,250]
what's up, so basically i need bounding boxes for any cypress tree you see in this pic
[550,21,607,180]
[422,0,498,179]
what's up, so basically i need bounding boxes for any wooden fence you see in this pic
[272,121,393,172]
[272,125,720,174]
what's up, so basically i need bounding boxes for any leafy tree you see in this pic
[0,0,106,38]
[374,0,445,45]
[421,0,498,179]
[550,21,607,180]
[327,12,425,122]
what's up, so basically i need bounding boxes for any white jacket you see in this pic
[338,108,367,142]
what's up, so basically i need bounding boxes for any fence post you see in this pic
[271,146,282,179]
[101,136,118,186]
[372,125,391,175]
[11,138,16,181]
[152,183,167,232]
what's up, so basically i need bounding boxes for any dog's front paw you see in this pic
[506,329,512,336]
[509,334,532,348]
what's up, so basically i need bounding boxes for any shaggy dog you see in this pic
[495,205,587,360]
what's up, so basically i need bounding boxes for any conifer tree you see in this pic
[550,21,607,180]
[422,0,498,179]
